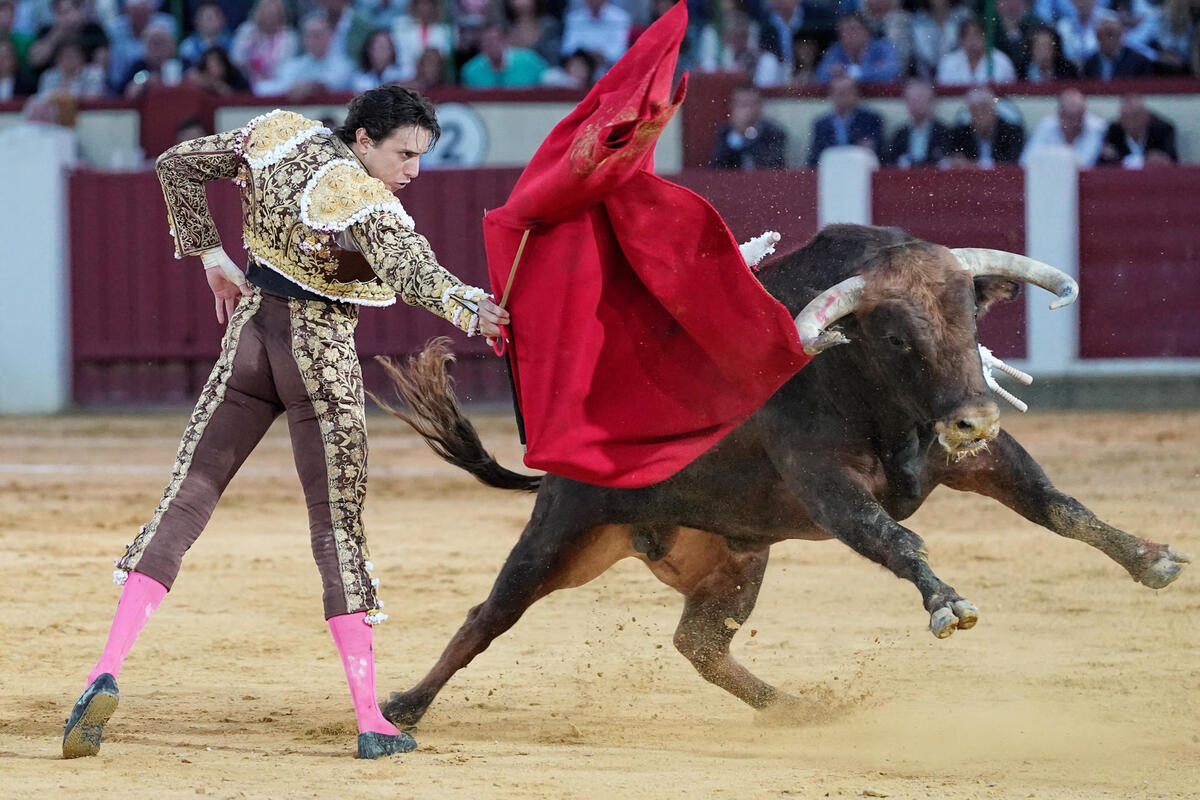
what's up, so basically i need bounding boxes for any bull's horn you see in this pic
[951,248,1079,310]
[793,276,866,355]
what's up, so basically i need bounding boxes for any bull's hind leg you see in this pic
[944,430,1189,587]
[382,516,635,727]
[643,531,779,709]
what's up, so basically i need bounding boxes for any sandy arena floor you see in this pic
[0,409,1197,799]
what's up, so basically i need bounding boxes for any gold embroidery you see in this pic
[155,131,244,257]
[243,110,324,165]
[288,298,381,616]
[351,214,480,333]
[154,112,485,321]
[117,291,262,573]
[302,161,411,232]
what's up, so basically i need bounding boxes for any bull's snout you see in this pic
[935,401,1000,457]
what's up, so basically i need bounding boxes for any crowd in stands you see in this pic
[711,79,1178,168]
[1,0,1198,105]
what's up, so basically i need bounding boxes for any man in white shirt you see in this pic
[561,0,631,70]
[936,16,1016,84]
[255,15,352,98]
[1020,88,1106,168]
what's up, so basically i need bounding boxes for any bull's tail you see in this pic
[369,338,541,493]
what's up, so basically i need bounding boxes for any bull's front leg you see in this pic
[779,459,978,638]
[944,430,1189,588]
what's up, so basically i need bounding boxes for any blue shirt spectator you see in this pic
[179,1,231,67]
[106,0,176,91]
[808,74,884,165]
[816,12,900,83]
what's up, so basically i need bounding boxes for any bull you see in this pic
[374,224,1189,725]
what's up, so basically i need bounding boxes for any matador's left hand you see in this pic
[477,296,511,338]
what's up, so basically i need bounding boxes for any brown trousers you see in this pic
[117,289,383,620]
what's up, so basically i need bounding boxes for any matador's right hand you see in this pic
[199,246,253,325]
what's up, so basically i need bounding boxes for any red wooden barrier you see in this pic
[873,166,1027,359]
[1078,166,1200,359]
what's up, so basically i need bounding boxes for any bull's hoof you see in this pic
[929,600,979,639]
[381,692,428,728]
[1137,546,1190,589]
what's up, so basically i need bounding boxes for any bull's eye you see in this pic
[885,334,910,352]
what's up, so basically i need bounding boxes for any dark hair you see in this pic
[337,85,440,148]
[358,28,396,72]
[199,45,249,91]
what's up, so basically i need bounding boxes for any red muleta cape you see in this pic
[483,1,810,488]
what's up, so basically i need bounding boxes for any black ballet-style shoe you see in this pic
[356,730,417,759]
[62,673,120,759]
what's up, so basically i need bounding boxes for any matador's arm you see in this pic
[349,213,486,335]
[154,131,243,258]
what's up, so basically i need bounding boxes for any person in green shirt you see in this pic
[461,21,548,87]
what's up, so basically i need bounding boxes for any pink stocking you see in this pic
[87,572,168,686]
[328,612,400,736]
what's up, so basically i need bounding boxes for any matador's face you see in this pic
[353,125,432,194]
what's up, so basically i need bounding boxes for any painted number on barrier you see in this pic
[423,103,488,169]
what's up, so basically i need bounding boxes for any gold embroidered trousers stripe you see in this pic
[116,289,382,619]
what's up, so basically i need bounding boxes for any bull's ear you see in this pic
[973,277,1021,319]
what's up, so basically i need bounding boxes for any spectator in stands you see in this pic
[1057,0,1104,66]
[0,0,33,71]
[307,0,374,65]
[106,0,176,92]
[1021,87,1106,167]
[560,0,632,71]
[863,0,914,75]
[186,44,249,93]
[808,74,885,165]
[702,7,789,85]
[27,0,108,77]
[0,37,35,99]
[118,20,182,98]
[937,16,1017,84]
[758,0,803,79]
[1082,11,1153,77]
[461,21,549,87]
[255,15,351,97]
[791,34,820,85]
[540,47,597,87]
[179,2,230,68]
[37,36,105,96]
[504,0,563,67]
[993,0,1039,77]
[230,0,298,89]
[391,0,454,81]
[1150,0,1199,75]
[911,0,969,79]
[884,77,950,167]
[408,44,449,90]
[946,87,1025,167]
[350,28,408,90]
[1024,24,1079,79]
[1098,93,1177,166]
[710,83,788,169]
[816,12,902,83]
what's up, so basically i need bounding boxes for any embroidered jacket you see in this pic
[155,109,485,331]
